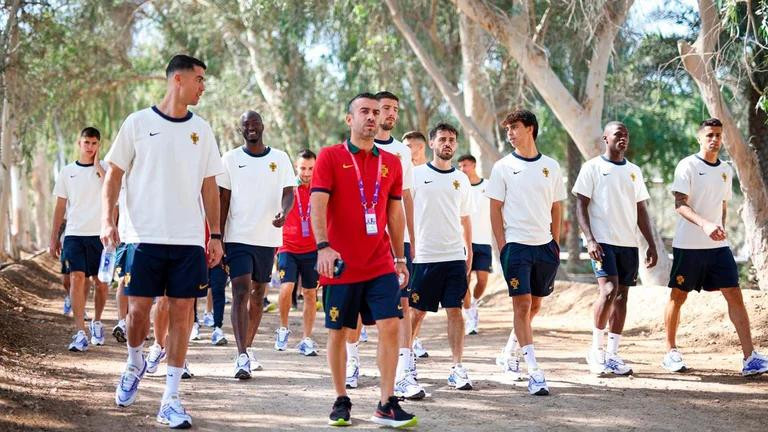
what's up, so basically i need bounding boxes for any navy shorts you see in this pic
[60,251,70,275]
[409,260,468,312]
[62,236,103,277]
[323,273,402,330]
[114,243,136,278]
[277,251,319,289]
[591,243,639,286]
[471,243,493,273]
[224,243,275,283]
[668,247,739,292]
[124,243,208,298]
[501,240,560,297]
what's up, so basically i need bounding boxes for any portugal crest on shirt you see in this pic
[190,132,199,145]
[722,173,727,183]
[381,164,389,178]
[453,180,460,190]
[542,168,550,178]
[269,162,277,172]
[630,173,637,182]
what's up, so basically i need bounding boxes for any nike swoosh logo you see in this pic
[238,165,247,168]
[512,171,522,175]
[149,132,160,136]
[424,180,433,184]
[69,175,76,178]
[602,173,610,176]
[342,164,353,169]
[698,172,706,175]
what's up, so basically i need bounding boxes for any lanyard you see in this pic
[295,184,310,221]
[346,140,382,210]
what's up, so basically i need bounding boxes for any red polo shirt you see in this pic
[278,181,316,254]
[311,140,402,285]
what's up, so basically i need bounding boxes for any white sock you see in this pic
[162,366,183,403]
[522,344,539,372]
[592,327,605,352]
[396,348,411,378]
[503,331,520,357]
[471,297,478,310]
[346,342,359,362]
[606,333,621,355]
[127,344,143,368]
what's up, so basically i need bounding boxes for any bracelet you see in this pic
[210,233,222,240]
[317,241,330,250]
[394,257,407,264]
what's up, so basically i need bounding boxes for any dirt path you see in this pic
[1,256,766,431]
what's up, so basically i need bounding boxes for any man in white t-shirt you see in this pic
[49,127,109,352]
[103,55,224,428]
[485,109,566,396]
[663,118,767,376]
[572,121,658,376]
[409,123,475,391]
[403,131,427,167]
[218,110,295,379]
[457,154,493,336]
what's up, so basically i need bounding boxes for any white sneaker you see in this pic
[234,353,251,380]
[211,327,227,346]
[146,344,166,374]
[115,358,146,407]
[586,349,606,375]
[448,364,473,390]
[68,330,89,352]
[112,320,127,343]
[527,369,549,396]
[274,327,291,351]
[296,337,318,356]
[496,353,524,381]
[345,357,359,389]
[604,353,633,376]
[89,320,105,346]
[202,312,214,327]
[189,322,201,341]
[359,326,368,343]
[395,372,426,399]
[181,360,193,379]
[661,349,687,373]
[156,395,192,429]
[412,338,429,358]
[742,351,768,376]
[247,347,263,371]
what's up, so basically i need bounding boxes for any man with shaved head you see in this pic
[572,121,657,376]
[217,110,295,379]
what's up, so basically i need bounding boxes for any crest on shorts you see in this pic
[630,173,636,182]
[453,180,460,190]
[279,269,286,280]
[115,266,122,275]
[509,278,520,289]
[676,274,685,285]
[722,173,727,182]
[124,273,131,285]
[594,261,603,271]
[411,293,420,303]
[191,132,199,145]
[224,264,230,274]
[269,162,277,172]
[329,306,339,322]
[542,168,550,178]
[381,164,389,178]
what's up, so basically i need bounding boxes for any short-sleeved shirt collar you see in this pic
[347,138,380,156]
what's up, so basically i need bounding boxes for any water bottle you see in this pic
[98,245,116,283]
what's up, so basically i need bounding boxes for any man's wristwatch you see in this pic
[317,241,330,250]
[210,233,222,240]
[394,257,407,264]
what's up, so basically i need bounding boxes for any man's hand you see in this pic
[272,212,286,228]
[587,239,604,262]
[317,247,342,278]
[645,246,658,269]
[396,262,409,288]
[703,222,726,241]
[207,238,223,267]
[49,238,62,259]
[100,221,120,249]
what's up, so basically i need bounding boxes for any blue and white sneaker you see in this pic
[181,360,193,379]
[63,295,71,315]
[156,395,192,429]
[296,337,318,356]
[189,322,201,341]
[527,369,549,396]
[359,326,368,343]
[447,364,473,390]
[586,349,606,375]
[146,343,166,374]
[202,312,214,328]
[211,327,227,346]
[345,357,360,389]
[496,352,524,381]
[68,330,88,352]
[604,353,633,376]
[247,348,263,371]
[661,349,687,373]
[742,351,768,376]
[115,359,147,407]
[234,353,251,380]
[274,327,291,351]
[412,338,428,358]
[89,320,105,346]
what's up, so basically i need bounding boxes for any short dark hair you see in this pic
[501,109,538,140]
[698,118,723,131]
[428,122,459,141]
[375,91,399,102]
[80,127,100,141]
[298,149,317,160]
[457,154,476,164]
[166,54,207,78]
[347,92,378,114]
[401,131,427,143]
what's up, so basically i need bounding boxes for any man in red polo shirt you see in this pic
[310,93,417,428]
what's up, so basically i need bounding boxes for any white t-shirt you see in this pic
[53,161,109,236]
[412,163,474,263]
[469,179,493,245]
[485,152,567,246]
[671,154,733,249]
[106,106,224,248]
[572,156,650,247]
[217,146,295,247]
[376,137,414,243]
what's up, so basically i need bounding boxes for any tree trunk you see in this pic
[31,151,51,249]
[565,138,581,273]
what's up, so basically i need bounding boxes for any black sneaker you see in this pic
[370,396,418,428]
[328,396,352,426]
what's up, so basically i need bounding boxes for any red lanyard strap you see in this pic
[346,140,382,210]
